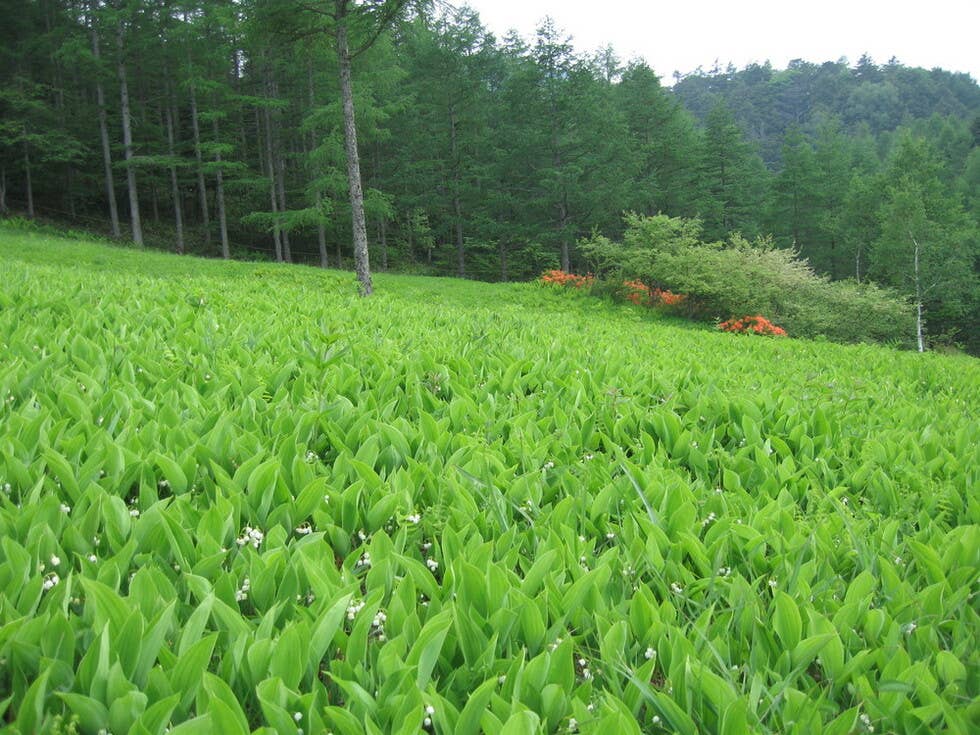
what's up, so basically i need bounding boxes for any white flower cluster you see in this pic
[577,657,593,680]
[422,704,435,728]
[347,599,366,621]
[295,522,313,535]
[1,482,10,494]
[859,713,875,732]
[701,512,717,527]
[296,590,316,606]
[305,451,318,463]
[548,636,564,652]
[59,503,71,514]
[235,577,251,601]
[426,558,439,572]
[644,647,656,660]
[718,566,732,577]
[43,572,61,591]
[372,610,387,641]
[670,582,684,595]
[902,621,917,635]
[356,551,372,569]
[406,511,421,524]
[236,526,264,549]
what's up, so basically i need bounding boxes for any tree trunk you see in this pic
[378,217,388,271]
[164,104,185,254]
[406,211,414,262]
[262,103,283,262]
[559,196,571,272]
[307,61,329,269]
[23,141,34,219]
[189,82,210,245]
[275,138,292,262]
[116,23,142,245]
[92,19,120,237]
[911,231,925,353]
[552,140,571,272]
[212,118,230,259]
[271,75,291,262]
[499,240,508,282]
[0,167,7,213]
[336,15,372,295]
[449,105,465,278]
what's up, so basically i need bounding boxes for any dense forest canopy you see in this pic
[0,1,977,348]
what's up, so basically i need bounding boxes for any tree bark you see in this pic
[449,105,465,278]
[378,217,388,271]
[499,239,508,281]
[164,104,185,254]
[189,81,210,245]
[212,118,230,259]
[911,231,925,353]
[0,167,7,214]
[23,141,34,219]
[306,61,329,269]
[116,22,142,245]
[336,11,372,295]
[90,27,119,238]
[262,103,283,262]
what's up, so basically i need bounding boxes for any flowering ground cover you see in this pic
[0,226,977,734]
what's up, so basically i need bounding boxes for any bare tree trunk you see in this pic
[270,75,291,262]
[150,180,160,224]
[275,139,292,262]
[378,217,388,271]
[336,16,372,295]
[189,82,210,245]
[212,118,230,259]
[262,103,283,262]
[855,244,862,282]
[23,141,35,219]
[406,211,414,262]
[164,104,185,254]
[116,23,142,245]
[92,17,120,237]
[0,167,7,213]
[449,105,465,278]
[89,1,122,238]
[306,61,329,268]
[911,231,925,353]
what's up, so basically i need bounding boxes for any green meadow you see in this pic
[0,226,977,734]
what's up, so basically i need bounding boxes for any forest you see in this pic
[0,1,978,350]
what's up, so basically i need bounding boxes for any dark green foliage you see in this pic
[0,3,976,348]
[581,214,914,344]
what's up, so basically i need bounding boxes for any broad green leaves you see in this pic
[0,230,977,733]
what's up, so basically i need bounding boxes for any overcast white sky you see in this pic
[461,1,979,82]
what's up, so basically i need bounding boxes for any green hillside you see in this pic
[0,227,978,735]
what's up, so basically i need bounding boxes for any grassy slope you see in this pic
[0,227,978,734]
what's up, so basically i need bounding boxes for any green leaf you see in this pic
[773,591,802,650]
[407,610,454,690]
[202,673,250,735]
[454,675,499,735]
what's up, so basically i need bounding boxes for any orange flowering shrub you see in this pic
[623,279,651,305]
[719,315,787,336]
[652,288,687,307]
[622,280,688,307]
[540,270,595,289]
